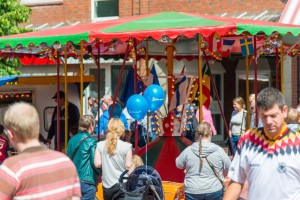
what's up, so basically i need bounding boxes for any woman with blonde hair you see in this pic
[229,97,247,154]
[176,122,231,200]
[94,118,132,200]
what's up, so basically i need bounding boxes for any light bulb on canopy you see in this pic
[158,35,172,44]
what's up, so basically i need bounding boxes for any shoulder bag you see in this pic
[71,136,89,160]
[205,157,226,192]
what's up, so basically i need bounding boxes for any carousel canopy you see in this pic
[0,12,299,58]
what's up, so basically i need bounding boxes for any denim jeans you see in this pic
[231,135,241,154]
[80,181,96,200]
[185,189,223,200]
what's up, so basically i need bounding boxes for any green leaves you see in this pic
[0,1,31,36]
[0,58,21,76]
[0,0,32,75]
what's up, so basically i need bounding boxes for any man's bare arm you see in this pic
[223,180,243,200]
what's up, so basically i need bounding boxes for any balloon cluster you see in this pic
[126,84,165,120]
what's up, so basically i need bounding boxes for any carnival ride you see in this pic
[0,12,299,187]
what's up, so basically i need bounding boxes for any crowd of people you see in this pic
[1,87,300,200]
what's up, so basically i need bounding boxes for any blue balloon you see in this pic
[143,84,165,112]
[126,94,149,120]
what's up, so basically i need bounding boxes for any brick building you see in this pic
[21,0,286,28]
[17,0,299,141]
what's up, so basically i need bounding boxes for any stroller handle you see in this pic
[119,169,129,183]
[118,169,164,200]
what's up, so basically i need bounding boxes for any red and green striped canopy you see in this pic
[0,12,299,49]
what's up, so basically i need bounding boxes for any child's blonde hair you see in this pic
[286,108,300,124]
[132,155,144,168]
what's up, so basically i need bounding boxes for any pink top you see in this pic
[196,105,217,135]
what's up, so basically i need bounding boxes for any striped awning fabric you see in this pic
[279,0,300,25]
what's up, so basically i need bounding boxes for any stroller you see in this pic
[116,165,165,200]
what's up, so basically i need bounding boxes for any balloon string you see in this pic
[146,111,150,173]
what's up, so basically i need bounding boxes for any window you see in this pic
[237,74,270,98]
[20,0,63,6]
[93,0,119,20]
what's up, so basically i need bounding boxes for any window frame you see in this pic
[91,0,119,22]
[20,0,63,6]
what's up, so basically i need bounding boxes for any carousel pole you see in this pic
[253,36,258,126]
[198,33,203,123]
[145,38,150,144]
[167,39,175,135]
[64,47,69,151]
[91,41,101,141]
[280,44,284,95]
[245,35,250,129]
[110,42,131,118]
[146,38,149,76]
[97,44,101,140]
[132,38,139,152]
[55,50,61,152]
[203,50,234,155]
[80,41,84,116]
[275,46,279,89]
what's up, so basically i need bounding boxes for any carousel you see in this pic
[0,12,299,199]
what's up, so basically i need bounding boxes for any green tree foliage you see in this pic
[0,0,32,76]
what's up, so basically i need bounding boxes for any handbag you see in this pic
[205,157,226,192]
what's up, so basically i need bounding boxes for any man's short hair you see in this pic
[78,115,94,132]
[102,95,112,102]
[257,87,286,110]
[4,102,40,142]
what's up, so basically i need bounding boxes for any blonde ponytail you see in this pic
[105,118,125,156]
[195,122,212,170]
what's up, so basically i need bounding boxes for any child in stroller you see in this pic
[117,165,165,200]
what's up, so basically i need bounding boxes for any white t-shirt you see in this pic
[96,139,132,188]
[228,124,300,200]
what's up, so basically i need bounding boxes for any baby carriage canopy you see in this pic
[118,165,164,200]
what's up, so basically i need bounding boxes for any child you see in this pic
[286,108,300,132]
[130,155,144,173]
